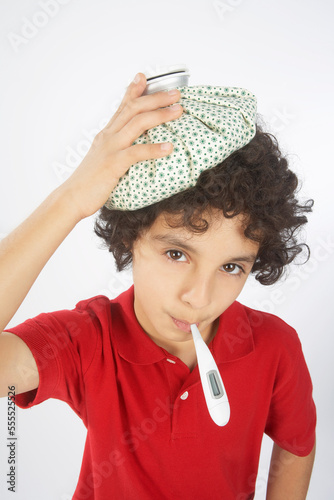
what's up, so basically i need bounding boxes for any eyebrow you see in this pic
[151,234,257,264]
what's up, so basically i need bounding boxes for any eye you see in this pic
[166,250,187,262]
[221,263,244,275]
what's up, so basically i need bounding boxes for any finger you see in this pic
[114,142,174,176]
[105,72,147,129]
[115,103,183,150]
[108,88,181,136]
[104,143,173,183]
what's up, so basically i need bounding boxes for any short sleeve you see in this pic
[4,296,111,423]
[264,334,316,456]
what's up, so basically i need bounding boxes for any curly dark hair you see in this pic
[94,124,313,285]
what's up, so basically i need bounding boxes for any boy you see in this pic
[0,72,316,499]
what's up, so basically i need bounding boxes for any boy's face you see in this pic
[131,210,259,352]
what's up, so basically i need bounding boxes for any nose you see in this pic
[180,272,214,310]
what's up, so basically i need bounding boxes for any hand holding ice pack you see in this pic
[105,83,257,211]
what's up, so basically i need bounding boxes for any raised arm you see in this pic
[0,73,183,397]
[266,441,316,499]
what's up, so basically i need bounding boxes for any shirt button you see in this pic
[180,391,189,400]
[166,358,176,364]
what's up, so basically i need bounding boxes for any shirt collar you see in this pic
[112,286,254,365]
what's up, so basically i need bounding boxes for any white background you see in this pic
[0,0,333,498]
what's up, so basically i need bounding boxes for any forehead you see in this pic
[142,210,258,253]
[151,209,245,235]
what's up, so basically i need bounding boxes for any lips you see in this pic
[171,317,199,333]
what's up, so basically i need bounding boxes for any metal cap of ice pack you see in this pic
[142,64,190,95]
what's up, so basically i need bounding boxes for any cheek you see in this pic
[132,254,168,294]
[230,275,249,295]
[213,275,249,307]
[133,251,175,284]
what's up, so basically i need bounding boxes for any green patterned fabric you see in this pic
[105,85,257,211]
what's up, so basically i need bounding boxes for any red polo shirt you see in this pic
[5,286,316,499]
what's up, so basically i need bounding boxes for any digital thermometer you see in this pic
[190,324,230,426]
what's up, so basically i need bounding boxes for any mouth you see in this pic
[171,317,200,333]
